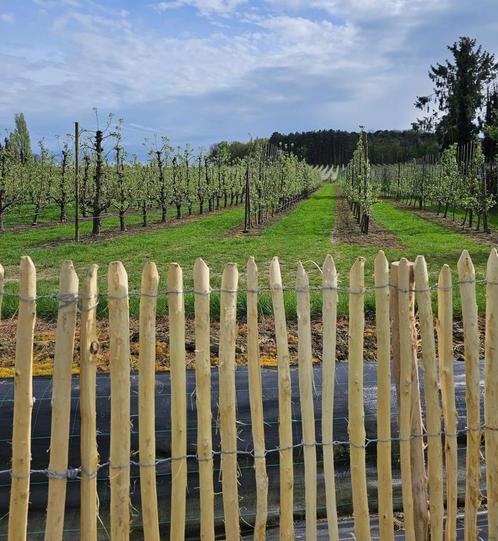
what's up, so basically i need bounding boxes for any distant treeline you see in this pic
[269,129,439,166]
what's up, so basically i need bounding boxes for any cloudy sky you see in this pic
[0,0,497,154]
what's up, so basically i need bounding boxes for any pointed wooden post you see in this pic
[269,257,294,541]
[8,257,36,541]
[297,262,317,540]
[218,263,240,541]
[374,251,394,541]
[168,263,187,541]
[485,248,498,540]
[414,256,443,541]
[322,255,339,541]
[348,257,371,540]
[45,261,79,541]
[193,258,215,541]
[437,265,457,541]
[247,257,268,540]
[108,261,131,541]
[457,250,481,541]
[80,264,99,541]
[139,262,160,541]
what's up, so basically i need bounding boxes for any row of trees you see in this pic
[340,128,375,233]
[0,118,321,236]
[374,139,496,232]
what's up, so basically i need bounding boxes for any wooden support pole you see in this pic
[322,254,339,541]
[269,257,294,541]
[485,248,498,540]
[139,262,160,541]
[45,261,79,541]
[108,261,131,541]
[80,264,99,541]
[296,262,317,541]
[457,250,481,541]
[414,256,443,541]
[374,251,394,541]
[218,263,240,541]
[247,257,268,540]
[193,258,215,541]
[348,257,371,540]
[168,263,187,541]
[397,258,415,541]
[437,265,457,541]
[8,256,36,541]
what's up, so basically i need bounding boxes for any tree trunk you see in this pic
[142,207,147,227]
[119,211,126,232]
[176,204,181,219]
[161,206,167,223]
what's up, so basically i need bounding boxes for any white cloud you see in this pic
[0,13,15,23]
[154,0,247,17]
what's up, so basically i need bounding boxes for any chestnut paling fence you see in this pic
[0,249,497,541]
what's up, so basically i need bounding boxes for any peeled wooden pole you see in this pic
[321,255,339,541]
[457,250,481,541]
[168,263,187,541]
[139,262,160,541]
[218,263,240,541]
[296,263,317,541]
[397,258,415,541]
[269,257,294,541]
[437,265,457,541]
[193,258,215,541]
[246,257,268,540]
[485,248,498,540]
[347,257,370,540]
[80,264,99,541]
[8,256,36,541]
[45,261,79,541]
[108,261,131,541]
[374,251,394,541]
[413,256,443,541]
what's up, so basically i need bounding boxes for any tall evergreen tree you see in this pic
[9,113,32,163]
[483,86,498,161]
[414,37,498,148]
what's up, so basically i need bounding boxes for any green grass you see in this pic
[0,182,493,320]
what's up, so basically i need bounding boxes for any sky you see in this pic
[0,0,497,156]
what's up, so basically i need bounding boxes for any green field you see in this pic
[0,182,494,320]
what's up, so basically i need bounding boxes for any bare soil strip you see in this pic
[0,316,474,376]
[332,191,404,249]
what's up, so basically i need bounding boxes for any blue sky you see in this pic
[0,0,497,156]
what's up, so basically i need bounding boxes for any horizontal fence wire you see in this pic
[0,424,495,481]
[0,278,493,304]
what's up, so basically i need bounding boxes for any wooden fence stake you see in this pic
[247,257,268,540]
[374,251,394,541]
[80,264,99,541]
[322,255,339,541]
[108,261,131,541]
[297,262,317,540]
[168,263,187,541]
[437,264,457,541]
[139,262,160,541]
[193,258,215,541]
[45,261,79,541]
[457,250,481,541]
[218,263,240,541]
[269,257,294,541]
[348,257,371,540]
[397,258,415,541]
[413,256,443,541]
[389,262,401,404]
[0,263,4,321]
[8,256,36,541]
[485,248,498,540]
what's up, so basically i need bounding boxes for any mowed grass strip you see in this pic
[0,184,337,319]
